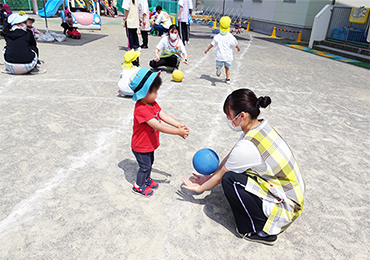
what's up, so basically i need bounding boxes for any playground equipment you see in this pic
[100,0,117,17]
[39,0,101,29]
[270,27,302,43]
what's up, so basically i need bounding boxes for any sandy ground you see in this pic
[1,13,370,259]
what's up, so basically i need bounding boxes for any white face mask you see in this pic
[170,33,178,40]
[226,113,243,132]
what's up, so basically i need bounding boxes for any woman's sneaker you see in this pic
[145,178,158,190]
[236,228,277,246]
[225,79,231,84]
[132,182,153,197]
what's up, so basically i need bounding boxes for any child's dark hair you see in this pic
[223,89,271,119]
[156,6,162,12]
[148,75,162,93]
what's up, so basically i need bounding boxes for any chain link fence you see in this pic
[1,0,46,11]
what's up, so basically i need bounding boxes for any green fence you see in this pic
[0,0,46,11]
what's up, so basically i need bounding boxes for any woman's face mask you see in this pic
[170,32,178,40]
[226,113,243,132]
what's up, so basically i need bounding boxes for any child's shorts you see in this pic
[216,60,232,69]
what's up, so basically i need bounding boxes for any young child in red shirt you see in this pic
[129,67,189,197]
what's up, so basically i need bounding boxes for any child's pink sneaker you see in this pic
[145,178,158,190]
[132,182,153,197]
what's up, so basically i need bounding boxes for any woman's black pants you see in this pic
[149,54,179,69]
[221,171,268,234]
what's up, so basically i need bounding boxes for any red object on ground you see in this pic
[67,30,81,39]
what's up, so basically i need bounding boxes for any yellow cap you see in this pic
[219,16,231,35]
[122,50,141,69]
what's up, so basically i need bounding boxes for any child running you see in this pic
[204,16,240,84]
[129,68,189,197]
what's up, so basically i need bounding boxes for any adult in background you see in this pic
[152,6,171,36]
[122,0,140,51]
[182,89,305,245]
[1,13,45,75]
[138,0,150,49]
[177,0,193,45]
[149,24,188,71]
[0,3,12,27]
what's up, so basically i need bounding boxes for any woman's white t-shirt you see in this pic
[225,132,276,217]
[156,36,187,58]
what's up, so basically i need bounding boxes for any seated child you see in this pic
[129,67,189,197]
[26,17,41,64]
[118,50,141,97]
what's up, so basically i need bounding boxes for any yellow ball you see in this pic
[172,70,184,82]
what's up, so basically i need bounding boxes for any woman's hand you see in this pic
[182,177,201,192]
[154,54,160,62]
[189,173,212,185]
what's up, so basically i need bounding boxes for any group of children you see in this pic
[124,15,240,197]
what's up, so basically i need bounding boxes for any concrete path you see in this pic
[1,13,369,259]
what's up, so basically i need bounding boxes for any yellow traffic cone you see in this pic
[246,21,251,31]
[270,27,277,38]
[212,19,217,29]
[296,31,302,43]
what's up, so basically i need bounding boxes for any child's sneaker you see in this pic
[225,79,231,84]
[145,178,158,190]
[132,182,153,197]
[216,66,222,77]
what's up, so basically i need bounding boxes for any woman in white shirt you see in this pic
[149,24,188,70]
[122,0,140,51]
[182,89,305,246]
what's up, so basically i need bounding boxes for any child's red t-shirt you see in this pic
[131,101,161,153]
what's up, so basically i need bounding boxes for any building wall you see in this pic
[335,0,370,7]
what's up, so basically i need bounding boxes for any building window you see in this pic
[252,0,262,2]
[283,0,296,2]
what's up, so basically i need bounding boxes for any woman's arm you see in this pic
[154,48,160,61]
[177,6,183,21]
[123,9,129,21]
[146,118,189,139]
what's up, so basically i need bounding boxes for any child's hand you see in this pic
[204,50,208,54]
[236,46,241,52]
[178,125,189,139]
[36,30,41,35]
[178,124,189,131]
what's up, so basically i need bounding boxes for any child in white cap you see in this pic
[204,16,240,84]
[117,50,141,97]
[129,68,189,197]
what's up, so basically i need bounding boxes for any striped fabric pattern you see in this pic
[3,49,37,75]
[243,120,305,235]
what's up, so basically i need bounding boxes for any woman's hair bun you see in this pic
[257,96,271,108]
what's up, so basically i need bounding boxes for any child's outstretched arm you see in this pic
[159,110,189,129]
[204,44,213,54]
[147,118,189,139]
[236,45,241,52]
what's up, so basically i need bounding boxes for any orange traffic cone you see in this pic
[212,19,217,29]
[296,31,302,43]
[270,27,277,38]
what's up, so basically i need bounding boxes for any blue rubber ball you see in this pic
[192,148,220,175]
